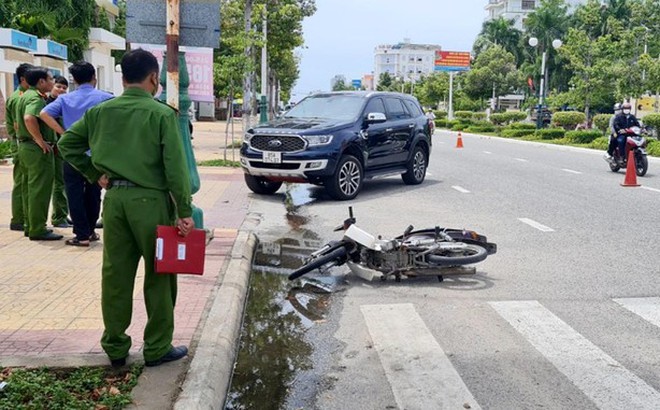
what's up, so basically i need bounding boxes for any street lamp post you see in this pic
[529,37,562,129]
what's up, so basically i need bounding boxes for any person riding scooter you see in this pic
[612,102,640,164]
[604,103,621,162]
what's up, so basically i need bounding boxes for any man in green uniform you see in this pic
[5,63,33,231]
[59,49,194,367]
[47,75,70,228]
[15,68,63,241]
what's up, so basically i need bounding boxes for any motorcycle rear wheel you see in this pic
[288,246,348,280]
[609,161,621,172]
[427,244,488,266]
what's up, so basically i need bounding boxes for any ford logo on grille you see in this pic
[268,139,283,148]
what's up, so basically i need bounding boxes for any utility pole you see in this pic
[448,72,454,120]
[166,0,180,110]
[259,4,268,123]
[243,0,252,131]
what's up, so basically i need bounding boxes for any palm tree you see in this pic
[473,17,523,65]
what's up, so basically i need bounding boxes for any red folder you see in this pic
[155,225,206,275]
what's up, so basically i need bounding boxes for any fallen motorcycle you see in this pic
[288,207,497,282]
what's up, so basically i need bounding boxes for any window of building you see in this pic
[522,0,535,10]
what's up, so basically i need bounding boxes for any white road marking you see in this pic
[642,186,660,193]
[614,297,660,329]
[518,218,554,232]
[426,172,433,177]
[361,304,481,410]
[561,169,582,174]
[451,185,470,193]
[515,158,528,162]
[490,301,660,410]
[437,141,446,144]
[483,151,492,154]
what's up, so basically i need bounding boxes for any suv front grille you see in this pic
[251,135,305,152]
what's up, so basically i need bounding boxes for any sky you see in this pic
[291,0,486,101]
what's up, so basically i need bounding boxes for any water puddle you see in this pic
[225,233,341,410]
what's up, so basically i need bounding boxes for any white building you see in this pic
[485,0,588,30]
[373,39,441,88]
[87,0,125,95]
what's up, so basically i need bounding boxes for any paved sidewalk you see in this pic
[0,121,250,364]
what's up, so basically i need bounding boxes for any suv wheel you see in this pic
[402,145,427,185]
[244,174,283,195]
[326,155,363,200]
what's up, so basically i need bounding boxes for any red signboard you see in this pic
[434,51,471,72]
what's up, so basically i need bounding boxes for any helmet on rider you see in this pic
[614,103,622,114]
[622,102,632,115]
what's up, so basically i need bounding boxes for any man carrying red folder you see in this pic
[58,49,194,367]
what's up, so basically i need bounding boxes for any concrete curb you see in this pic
[173,218,259,410]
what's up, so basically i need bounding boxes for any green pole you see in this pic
[160,51,204,228]
[259,95,268,123]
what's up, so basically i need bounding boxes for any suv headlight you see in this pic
[304,135,333,146]
[243,132,253,143]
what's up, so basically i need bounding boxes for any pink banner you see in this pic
[132,44,215,103]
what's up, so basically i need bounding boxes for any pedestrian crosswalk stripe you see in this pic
[361,303,481,410]
[613,297,660,329]
[490,300,660,410]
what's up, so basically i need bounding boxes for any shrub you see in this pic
[465,124,496,133]
[564,130,602,144]
[472,112,487,121]
[434,110,448,119]
[535,128,565,140]
[647,139,660,156]
[454,111,474,120]
[552,111,586,130]
[589,136,609,150]
[435,119,447,128]
[451,123,466,131]
[508,122,536,130]
[501,129,535,138]
[489,113,508,125]
[593,114,612,135]
[445,119,460,129]
[0,140,12,158]
[508,112,527,122]
[642,113,660,130]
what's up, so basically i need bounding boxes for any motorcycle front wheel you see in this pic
[288,246,348,280]
[427,244,488,266]
[636,153,648,176]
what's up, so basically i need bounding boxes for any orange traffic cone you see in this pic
[456,132,464,149]
[621,150,640,187]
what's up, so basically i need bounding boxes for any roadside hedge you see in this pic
[490,111,527,125]
[454,111,474,120]
[593,114,612,135]
[472,112,487,121]
[508,122,536,130]
[589,136,609,150]
[434,110,448,119]
[642,113,660,130]
[647,139,660,156]
[535,128,566,140]
[564,130,602,144]
[552,111,586,130]
[465,124,496,133]
[500,129,535,138]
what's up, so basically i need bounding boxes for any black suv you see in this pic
[240,91,432,200]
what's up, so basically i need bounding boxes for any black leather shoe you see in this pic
[110,357,127,368]
[29,232,64,241]
[10,223,24,231]
[25,229,53,237]
[145,345,188,367]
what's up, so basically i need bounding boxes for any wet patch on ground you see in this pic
[225,231,345,410]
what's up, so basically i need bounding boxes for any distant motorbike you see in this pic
[609,126,648,176]
[288,207,497,282]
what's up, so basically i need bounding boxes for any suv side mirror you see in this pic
[365,112,387,124]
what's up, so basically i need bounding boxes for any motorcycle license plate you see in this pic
[263,151,282,164]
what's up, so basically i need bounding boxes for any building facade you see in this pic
[373,39,441,88]
[484,0,587,30]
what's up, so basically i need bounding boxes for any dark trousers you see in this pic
[63,161,102,241]
[617,135,628,160]
[607,136,617,156]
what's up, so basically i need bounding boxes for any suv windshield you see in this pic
[284,94,365,121]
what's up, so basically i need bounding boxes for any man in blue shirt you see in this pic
[41,61,113,246]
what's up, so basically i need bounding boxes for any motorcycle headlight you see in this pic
[304,135,333,146]
[243,132,253,143]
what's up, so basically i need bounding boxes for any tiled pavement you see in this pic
[0,122,250,362]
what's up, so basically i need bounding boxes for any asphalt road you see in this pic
[247,130,660,410]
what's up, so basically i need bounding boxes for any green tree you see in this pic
[414,72,450,108]
[376,72,393,91]
[473,17,522,64]
[464,45,524,100]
